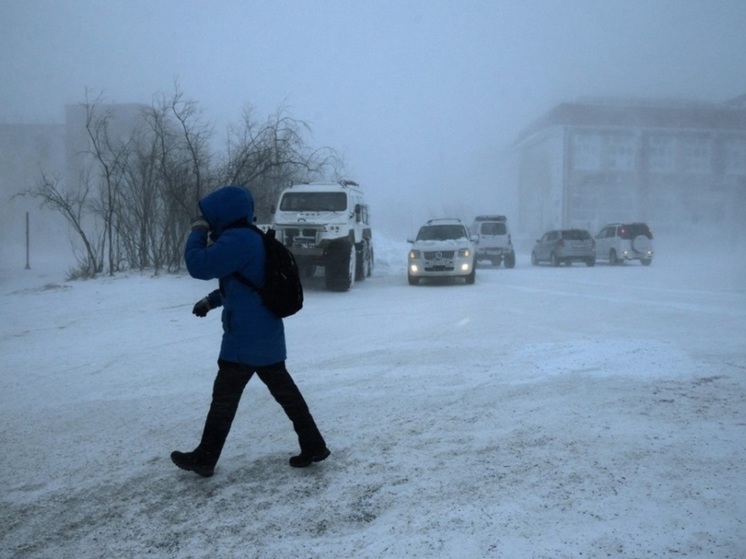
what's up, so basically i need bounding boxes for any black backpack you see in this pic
[233,225,304,318]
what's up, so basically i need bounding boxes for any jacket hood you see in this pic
[198,186,255,235]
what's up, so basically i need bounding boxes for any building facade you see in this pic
[0,103,149,268]
[513,95,746,239]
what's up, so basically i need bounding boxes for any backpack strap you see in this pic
[233,270,260,292]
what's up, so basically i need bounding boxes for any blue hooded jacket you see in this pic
[184,186,286,366]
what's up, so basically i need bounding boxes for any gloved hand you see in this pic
[191,215,209,233]
[192,297,212,317]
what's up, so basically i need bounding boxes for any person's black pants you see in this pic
[196,359,325,466]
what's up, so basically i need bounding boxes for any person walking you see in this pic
[171,185,329,477]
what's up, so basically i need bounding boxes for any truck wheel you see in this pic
[355,241,371,281]
[325,240,356,291]
[298,262,316,279]
[367,245,374,277]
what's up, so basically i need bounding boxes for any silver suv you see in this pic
[531,229,596,267]
[594,222,654,266]
[407,219,476,285]
[469,215,515,268]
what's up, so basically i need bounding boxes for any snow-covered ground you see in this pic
[1,235,745,558]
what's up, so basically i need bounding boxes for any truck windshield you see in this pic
[280,192,347,212]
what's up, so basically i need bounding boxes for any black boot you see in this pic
[289,447,331,468]
[170,450,216,477]
[172,362,250,477]
[256,363,329,467]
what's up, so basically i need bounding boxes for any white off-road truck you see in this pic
[469,215,516,268]
[272,180,374,291]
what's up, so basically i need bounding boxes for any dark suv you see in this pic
[594,223,654,265]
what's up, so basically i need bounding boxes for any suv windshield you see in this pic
[562,229,591,240]
[619,223,652,239]
[280,192,347,212]
[417,225,467,241]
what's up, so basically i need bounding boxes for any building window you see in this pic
[603,135,635,171]
[725,139,746,176]
[680,137,711,174]
[649,135,675,173]
[572,133,600,170]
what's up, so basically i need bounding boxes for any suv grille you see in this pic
[424,250,455,259]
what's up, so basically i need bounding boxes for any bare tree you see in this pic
[219,106,342,222]
[26,86,342,277]
[21,170,104,277]
[82,93,132,275]
[116,126,162,272]
[143,87,215,270]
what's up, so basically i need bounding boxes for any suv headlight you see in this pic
[458,248,471,257]
[409,250,421,259]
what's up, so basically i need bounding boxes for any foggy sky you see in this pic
[2,0,745,236]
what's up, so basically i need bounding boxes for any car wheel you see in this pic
[609,249,619,265]
[586,257,595,267]
[550,252,560,267]
[408,274,420,285]
[641,258,652,266]
[531,251,538,266]
[465,267,476,284]
[504,251,516,269]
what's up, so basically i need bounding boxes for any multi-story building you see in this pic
[513,95,746,240]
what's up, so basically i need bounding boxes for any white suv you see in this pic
[594,222,654,265]
[469,215,515,268]
[407,219,476,285]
